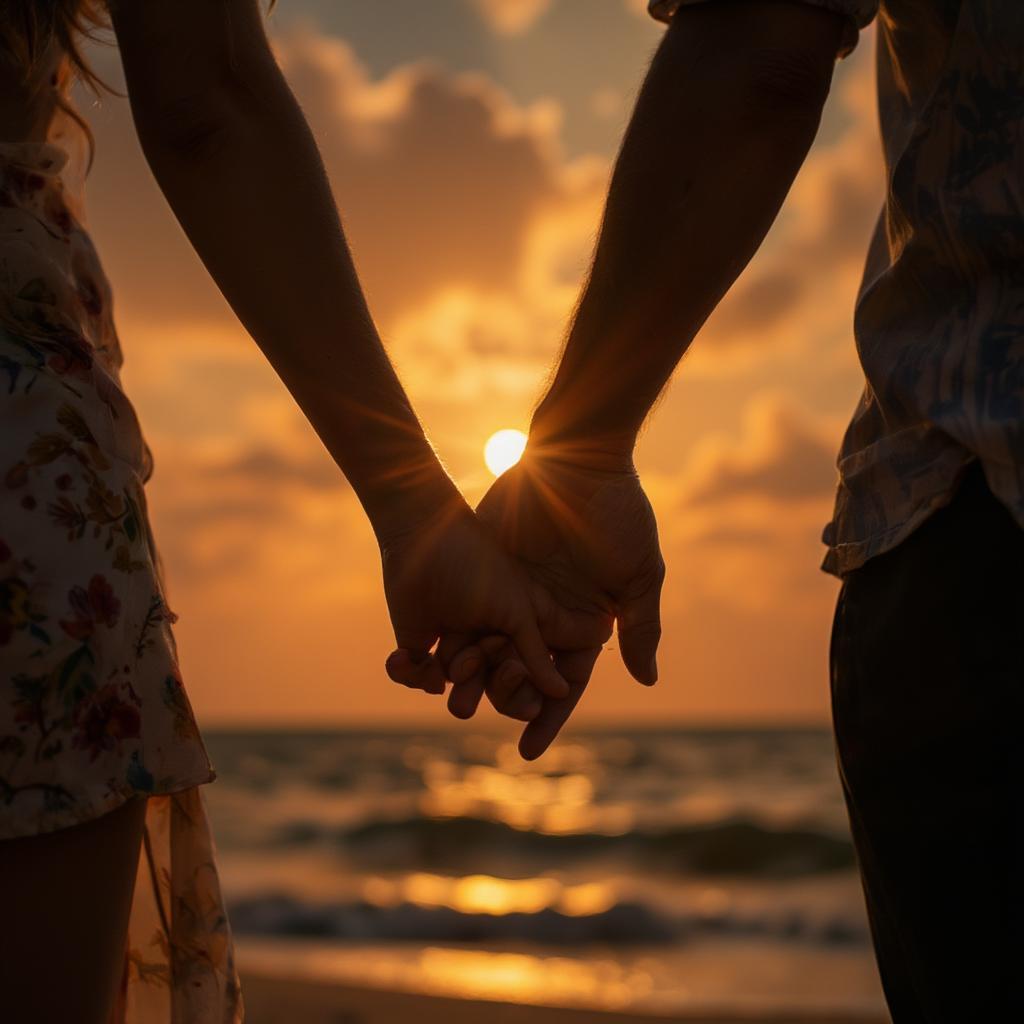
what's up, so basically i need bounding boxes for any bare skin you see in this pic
[0,796,146,1024]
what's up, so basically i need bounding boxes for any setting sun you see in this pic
[484,428,528,476]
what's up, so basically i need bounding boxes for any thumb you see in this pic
[616,572,663,686]
[392,620,439,662]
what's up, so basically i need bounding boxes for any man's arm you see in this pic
[412,1,852,757]
[529,0,847,458]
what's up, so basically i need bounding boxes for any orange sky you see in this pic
[77,1,884,726]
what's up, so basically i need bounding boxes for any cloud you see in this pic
[277,28,587,324]
[79,15,883,418]
[680,395,838,507]
[701,270,805,340]
[77,23,611,452]
[637,395,842,621]
[589,87,626,120]
[468,0,552,35]
[82,27,589,334]
[200,445,346,491]
[148,441,361,582]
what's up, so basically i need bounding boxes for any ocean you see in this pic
[203,725,887,1017]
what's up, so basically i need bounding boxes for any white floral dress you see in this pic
[0,121,243,1021]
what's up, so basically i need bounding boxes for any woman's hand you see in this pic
[380,494,573,702]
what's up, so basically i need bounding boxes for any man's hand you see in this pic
[386,0,842,758]
[438,448,665,758]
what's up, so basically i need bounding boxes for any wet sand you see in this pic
[241,973,889,1024]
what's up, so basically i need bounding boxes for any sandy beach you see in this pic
[241,973,889,1024]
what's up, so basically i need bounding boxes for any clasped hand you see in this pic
[382,449,664,759]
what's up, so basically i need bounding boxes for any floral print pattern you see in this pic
[1,129,241,1021]
[820,0,1024,576]
[119,789,243,1023]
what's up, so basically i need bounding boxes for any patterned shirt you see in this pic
[651,1,1024,577]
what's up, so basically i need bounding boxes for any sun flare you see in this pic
[484,429,527,477]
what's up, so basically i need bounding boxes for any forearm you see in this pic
[530,2,844,458]
[124,44,459,542]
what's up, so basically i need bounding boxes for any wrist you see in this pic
[527,399,637,474]
[357,450,469,550]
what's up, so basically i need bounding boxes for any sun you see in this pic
[484,429,527,477]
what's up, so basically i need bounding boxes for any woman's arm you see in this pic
[108,0,450,544]
[105,0,573,700]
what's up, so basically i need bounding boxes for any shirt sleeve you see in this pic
[647,0,879,60]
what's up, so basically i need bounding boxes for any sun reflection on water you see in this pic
[361,871,615,917]
[414,740,634,837]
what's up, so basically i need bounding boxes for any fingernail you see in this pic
[646,656,658,686]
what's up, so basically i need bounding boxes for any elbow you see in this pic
[137,96,242,164]
[735,48,834,131]
[131,65,269,164]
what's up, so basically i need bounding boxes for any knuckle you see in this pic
[627,619,661,642]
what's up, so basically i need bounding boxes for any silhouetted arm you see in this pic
[108,0,455,545]
[106,0,574,699]
[529,0,847,459]
[417,1,855,753]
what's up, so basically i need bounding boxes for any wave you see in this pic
[273,815,855,878]
[227,892,868,947]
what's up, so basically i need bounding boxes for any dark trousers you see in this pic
[830,460,1024,1023]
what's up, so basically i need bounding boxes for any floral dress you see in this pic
[0,122,243,1021]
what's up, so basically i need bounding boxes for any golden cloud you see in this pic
[679,394,839,507]
[467,0,553,35]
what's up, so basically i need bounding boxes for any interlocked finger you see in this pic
[476,635,544,722]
